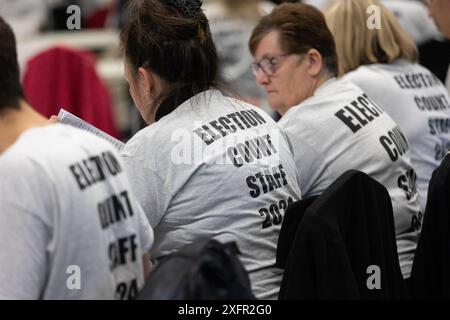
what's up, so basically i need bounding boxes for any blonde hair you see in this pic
[325,0,418,77]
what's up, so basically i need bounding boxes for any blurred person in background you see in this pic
[49,0,116,30]
[0,0,116,34]
[203,0,275,116]
[326,0,450,216]
[380,0,441,45]
[422,0,450,95]
[425,0,450,39]
[278,0,450,92]
[380,0,450,92]
[0,0,49,39]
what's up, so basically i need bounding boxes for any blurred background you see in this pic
[1,0,448,141]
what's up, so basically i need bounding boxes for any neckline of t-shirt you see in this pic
[313,77,337,97]
[1,123,63,156]
[19,123,65,140]
[156,89,222,122]
[281,77,338,119]
[362,59,410,71]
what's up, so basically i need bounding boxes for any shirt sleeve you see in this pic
[282,123,327,197]
[121,151,172,229]
[135,201,154,254]
[0,201,49,299]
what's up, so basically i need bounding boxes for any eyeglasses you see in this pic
[251,53,290,77]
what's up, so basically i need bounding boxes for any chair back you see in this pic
[279,170,407,299]
[410,154,450,299]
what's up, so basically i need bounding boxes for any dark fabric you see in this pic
[137,238,256,300]
[279,170,407,300]
[418,40,450,84]
[276,196,318,268]
[410,154,450,299]
[404,277,412,296]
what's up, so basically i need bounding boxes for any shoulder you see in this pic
[0,145,36,178]
[0,137,53,216]
[285,79,364,114]
[343,65,386,87]
[121,120,169,161]
[122,125,152,150]
[34,124,117,151]
[1,125,121,174]
[0,125,65,171]
[409,63,439,78]
[343,66,406,101]
[279,79,369,131]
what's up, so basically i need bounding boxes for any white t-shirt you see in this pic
[0,124,154,300]
[343,60,450,213]
[121,89,301,299]
[279,78,421,278]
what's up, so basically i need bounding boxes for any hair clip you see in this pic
[167,0,203,18]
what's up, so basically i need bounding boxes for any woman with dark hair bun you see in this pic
[120,0,301,299]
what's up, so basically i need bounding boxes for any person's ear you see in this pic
[137,67,154,97]
[306,48,324,77]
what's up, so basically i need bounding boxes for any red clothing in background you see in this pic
[23,46,120,139]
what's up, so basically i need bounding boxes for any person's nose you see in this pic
[255,69,270,86]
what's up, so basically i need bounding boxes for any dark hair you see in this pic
[249,3,339,76]
[120,0,222,121]
[0,16,24,112]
